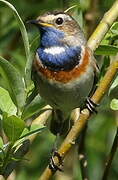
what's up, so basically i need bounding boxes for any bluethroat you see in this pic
[30,11,98,135]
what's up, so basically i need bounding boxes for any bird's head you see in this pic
[28,12,87,71]
[28,11,86,47]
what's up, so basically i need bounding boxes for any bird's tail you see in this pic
[50,109,70,136]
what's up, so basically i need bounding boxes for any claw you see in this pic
[86,98,98,113]
[49,151,63,172]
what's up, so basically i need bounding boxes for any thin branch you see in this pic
[102,128,118,180]
[39,0,118,179]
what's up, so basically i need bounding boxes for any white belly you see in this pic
[35,65,94,113]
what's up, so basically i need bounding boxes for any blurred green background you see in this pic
[0,0,118,180]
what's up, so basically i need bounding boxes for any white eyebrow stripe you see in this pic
[44,46,65,55]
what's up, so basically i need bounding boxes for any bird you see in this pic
[29,11,98,136]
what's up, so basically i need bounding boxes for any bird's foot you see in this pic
[86,97,98,113]
[49,151,63,172]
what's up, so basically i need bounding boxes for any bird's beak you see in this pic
[27,19,39,25]
[27,19,53,27]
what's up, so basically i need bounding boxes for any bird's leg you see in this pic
[50,132,60,159]
[49,151,63,172]
[49,133,64,172]
[86,97,98,113]
[49,110,65,172]
[49,136,63,172]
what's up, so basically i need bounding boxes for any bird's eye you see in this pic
[55,17,64,25]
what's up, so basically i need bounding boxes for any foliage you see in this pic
[0,0,118,180]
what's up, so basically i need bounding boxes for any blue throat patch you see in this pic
[40,27,64,47]
[37,46,81,71]
[37,26,82,71]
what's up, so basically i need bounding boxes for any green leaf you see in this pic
[30,35,40,52]
[110,22,118,35]
[109,76,118,99]
[0,137,3,149]
[20,124,46,139]
[0,56,26,111]
[95,45,118,55]
[0,0,31,87]
[0,147,4,162]
[110,99,118,110]
[22,95,46,120]
[14,125,45,148]
[0,87,17,115]
[109,76,118,93]
[3,114,25,142]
